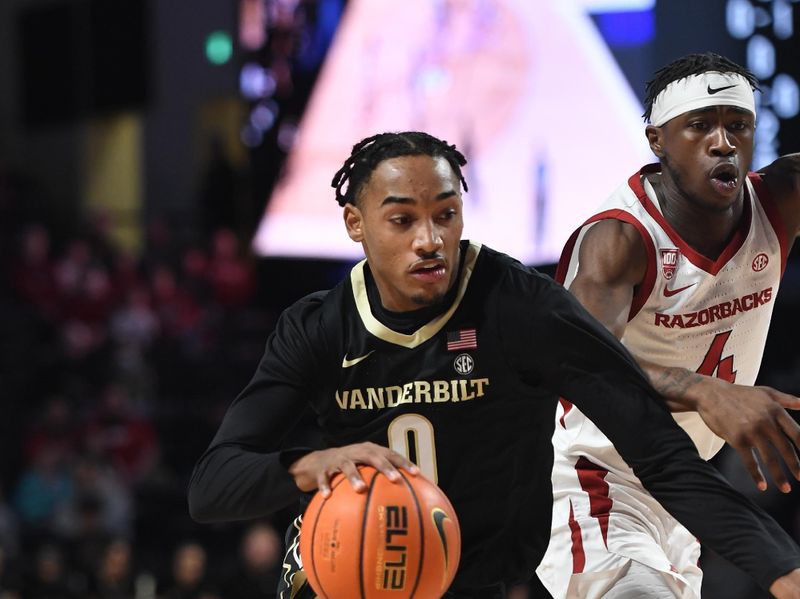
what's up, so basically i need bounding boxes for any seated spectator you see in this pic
[221,522,282,599]
[24,395,80,468]
[9,224,57,319]
[54,238,93,303]
[149,265,203,346]
[54,454,132,539]
[0,489,19,562]
[83,384,158,486]
[12,449,73,530]
[87,539,135,599]
[159,542,219,599]
[206,229,254,311]
[0,546,21,599]
[24,543,80,599]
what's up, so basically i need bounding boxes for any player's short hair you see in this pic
[642,52,759,122]
[331,131,469,207]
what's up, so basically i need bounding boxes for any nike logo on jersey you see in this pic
[431,508,452,578]
[663,283,696,297]
[341,350,374,368]
[707,84,736,95]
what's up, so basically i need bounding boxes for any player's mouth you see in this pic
[709,162,739,195]
[409,260,447,283]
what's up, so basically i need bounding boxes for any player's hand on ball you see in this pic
[288,442,419,497]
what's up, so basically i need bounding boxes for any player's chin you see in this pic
[410,288,447,308]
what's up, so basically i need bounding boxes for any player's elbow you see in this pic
[187,465,221,523]
[187,488,213,523]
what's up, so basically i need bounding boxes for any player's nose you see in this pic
[412,220,443,254]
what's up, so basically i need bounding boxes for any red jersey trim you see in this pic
[575,456,612,548]
[568,501,586,574]
[628,164,753,276]
[556,209,657,321]
[750,172,789,277]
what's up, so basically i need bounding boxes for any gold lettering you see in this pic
[386,386,403,407]
[472,378,489,397]
[433,380,450,402]
[400,383,414,404]
[367,387,385,409]
[337,378,491,409]
[459,379,475,401]
[350,389,367,410]
[414,381,432,403]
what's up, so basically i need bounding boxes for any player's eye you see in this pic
[390,215,411,225]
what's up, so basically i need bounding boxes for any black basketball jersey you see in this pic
[190,241,800,592]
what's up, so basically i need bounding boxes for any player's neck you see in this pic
[649,173,745,261]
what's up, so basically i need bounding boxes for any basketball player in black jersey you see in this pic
[188,132,800,598]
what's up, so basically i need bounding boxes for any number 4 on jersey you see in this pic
[696,331,737,383]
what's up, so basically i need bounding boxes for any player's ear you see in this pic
[646,125,664,158]
[344,204,364,242]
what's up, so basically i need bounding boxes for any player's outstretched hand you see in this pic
[694,378,800,493]
[288,442,420,498]
[770,568,800,598]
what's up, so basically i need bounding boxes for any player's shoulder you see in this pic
[473,242,558,296]
[581,218,647,257]
[276,286,343,337]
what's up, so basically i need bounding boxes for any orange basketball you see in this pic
[300,466,461,599]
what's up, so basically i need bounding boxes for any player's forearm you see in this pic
[638,361,708,412]
[629,445,800,592]
[188,444,303,522]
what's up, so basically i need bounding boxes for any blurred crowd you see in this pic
[0,202,295,597]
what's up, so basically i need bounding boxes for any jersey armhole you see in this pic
[556,209,657,321]
[750,172,789,277]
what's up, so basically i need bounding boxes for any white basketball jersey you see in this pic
[557,164,786,461]
[536,165,788,598]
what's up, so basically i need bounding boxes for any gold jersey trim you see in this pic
[350,241,481,348]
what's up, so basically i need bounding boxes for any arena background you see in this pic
[0,0,798,597]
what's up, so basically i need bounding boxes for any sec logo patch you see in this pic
[453,354,474,375]
[752,253,768,272]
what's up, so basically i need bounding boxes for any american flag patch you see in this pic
[447,328,477,351]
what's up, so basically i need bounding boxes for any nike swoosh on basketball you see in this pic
[341,350,374,368]
[707,84,736,95]
[431,508,451,578]
[663,283,696,297]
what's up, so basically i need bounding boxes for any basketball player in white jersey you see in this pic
[537,53,800,598]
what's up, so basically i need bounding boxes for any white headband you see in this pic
[649,72,756,127]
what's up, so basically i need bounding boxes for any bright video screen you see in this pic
[253,0,656,264]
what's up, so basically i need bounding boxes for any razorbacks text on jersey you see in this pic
[537,164,789,599]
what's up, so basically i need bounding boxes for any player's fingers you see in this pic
[775,393,800,411]
[737,447,767,491]
[778,409,800,447]
[385,451,420,476]
[776,413,800,481]
[756,439,791,493]
[317,473,332,498]
[339,461,368,493]
[370,454,402,483]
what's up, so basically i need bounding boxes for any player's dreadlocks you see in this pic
[643,52,759,122]
[331,132,469,207]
